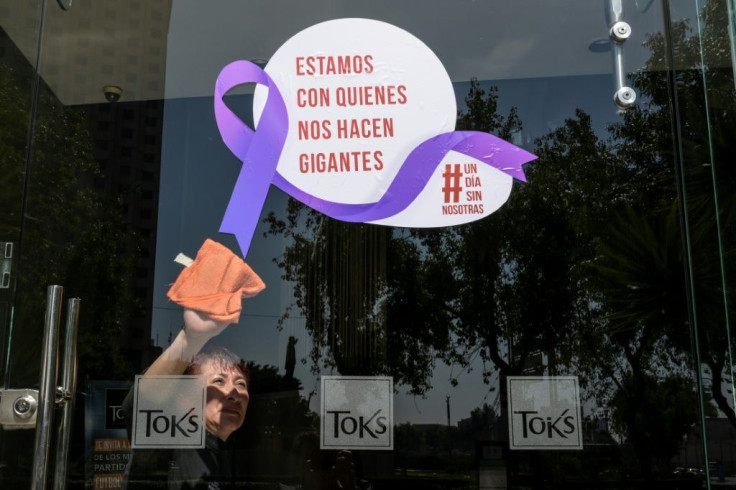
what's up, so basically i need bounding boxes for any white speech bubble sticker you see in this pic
[253,18,456,205]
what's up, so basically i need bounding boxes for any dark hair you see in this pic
[184,346,250,387]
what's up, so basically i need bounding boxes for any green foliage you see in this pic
[230,363,316,477]
[459,403,498,442]
[267,2,735,482]
[265,78,524,395]
[609,374,706,477]
[590,0,736,433]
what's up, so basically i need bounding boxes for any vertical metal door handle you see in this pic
[53,297,81,490]
[31,285,64,490]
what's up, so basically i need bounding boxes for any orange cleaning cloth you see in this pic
[167,239,265,323]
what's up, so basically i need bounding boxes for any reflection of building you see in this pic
[0,0,171,106]
[1,0,171,370]
[83,99,163,369]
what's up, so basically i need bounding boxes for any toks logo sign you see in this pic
[507,376,583,450]
[321,376,393,450]
[214,18,538,255]
[131,375,206,449]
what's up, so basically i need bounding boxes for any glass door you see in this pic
[667,0,736,484]
[1,1,734,489]
[0,0,47,486]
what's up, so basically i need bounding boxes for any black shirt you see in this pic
[121,386,237,489]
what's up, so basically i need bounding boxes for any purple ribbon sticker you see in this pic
[214,60,537,255]
[215,60,288,254]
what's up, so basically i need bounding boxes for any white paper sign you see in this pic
[507,376,583,450]
[219,19,537,256]
[131,375,206,449]
[320,376,393,450]
[254,19,456,207]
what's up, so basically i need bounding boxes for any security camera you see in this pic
[103,85,122,103]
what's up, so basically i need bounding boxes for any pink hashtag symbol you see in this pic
[442,164,463,203]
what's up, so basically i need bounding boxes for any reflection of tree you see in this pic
[395,422,468,474]
[269,200,444,394]
[608,373,708,476]
[232,363,316,478]
[663,0,736,430]
[267,0,734,482]
[592,0,736,433]
[267,79,527,396]
[0,54,29,239]
[460,403,499,442]
[575,0,736,478]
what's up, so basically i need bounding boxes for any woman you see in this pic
[123,310,250,489]
[123,240,264,488]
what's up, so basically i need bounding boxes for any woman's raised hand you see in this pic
[183,309,231,343]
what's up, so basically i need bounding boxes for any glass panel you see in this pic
[0,0,44,388]
[0,0,43,486]
[667,0,736,484]
[1,1,733,489]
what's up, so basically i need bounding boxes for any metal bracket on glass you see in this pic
[606,0,636,110]
[0,242,13,289]
[0,389,40,428]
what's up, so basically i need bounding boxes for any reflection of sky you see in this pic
[154,0,666,425]
[153,70,619,425]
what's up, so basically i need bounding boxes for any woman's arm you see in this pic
[145,309,230,376]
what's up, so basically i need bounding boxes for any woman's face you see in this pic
[200,360,249,441]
